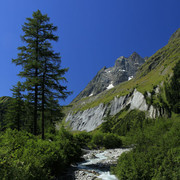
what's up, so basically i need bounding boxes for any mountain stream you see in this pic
[73,148,131,180]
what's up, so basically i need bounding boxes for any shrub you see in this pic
[73,131,92,148]
[103,133,122,149]
[89,131,122,149]
[112,116,180,180]
[90,131,104,148]
[0,128,82,180]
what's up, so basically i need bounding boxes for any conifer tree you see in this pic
[39,46,70,139]
[166,60,180,113]
[5,82,24,130]
[13,10,70,138]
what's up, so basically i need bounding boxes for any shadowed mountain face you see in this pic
[73,52,145,102]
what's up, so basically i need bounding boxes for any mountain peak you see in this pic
[129,52,145,64]
[73,53,146,102]
[131,51,139,56]
[129,52,141,60]
[115,56,126,67]
[117,56,125,60]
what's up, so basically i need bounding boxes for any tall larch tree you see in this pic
[13,10,70,138]
[39,23,70,140]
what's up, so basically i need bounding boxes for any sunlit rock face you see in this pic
[73,52,145,102]
[66,89,163,132]
[65,103,107,132]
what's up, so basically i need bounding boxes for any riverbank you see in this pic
[59,148,131,180]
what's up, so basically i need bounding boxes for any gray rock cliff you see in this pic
[66,89,164,132]
[73,52,145,102]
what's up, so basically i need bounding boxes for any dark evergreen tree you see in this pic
[12,10,42,135]
[39,46,70,139]
[23,94,34,133]
[45,96,65,134]
[5,82,24,130]
[13,10,70,138]
[166,60,180,113]
[0,97,11,131]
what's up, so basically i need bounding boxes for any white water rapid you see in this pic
[74,148,131,180]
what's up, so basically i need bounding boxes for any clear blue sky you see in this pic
[0,0,179,105]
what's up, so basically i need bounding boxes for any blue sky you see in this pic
[0,0,179,105]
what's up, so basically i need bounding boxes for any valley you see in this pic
[0,9,179,179]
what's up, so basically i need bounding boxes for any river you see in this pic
[73,148,131,180]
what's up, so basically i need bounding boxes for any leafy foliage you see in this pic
[73,131,122,149]
[73,131,92,148]
[0,128,81,180]
[101,109,147,136]
[112,115,180,180]
[91,132,122,149]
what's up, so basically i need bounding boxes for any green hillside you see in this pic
[66,28,180,113]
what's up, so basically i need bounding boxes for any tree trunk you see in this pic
[41,74,45,140]
[34,83,38,135]
[34,33,39,136]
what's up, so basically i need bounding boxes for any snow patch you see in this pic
[89,93,93,97]
[105,69,112,74]
[107,83,114,90]
[119,69,126,72]
[128,76,133,81]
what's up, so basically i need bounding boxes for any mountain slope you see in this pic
[73,52,145,102]
[65,28,180,132]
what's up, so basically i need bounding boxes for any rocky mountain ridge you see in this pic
[73,52,145,102]
[66,89,163,132]
[64,28,180,132]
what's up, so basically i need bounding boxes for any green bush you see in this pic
[112,115,180,180]
[0,128,82,180]
[112,110,146,136]
[100,110,147,136]
[56,126,82,165]
[73,131,92,148]
[103,133,122,149]
[153,147,180,180]
[91,131,104,148]
[73,131,122,150]
[89,131,122,149]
